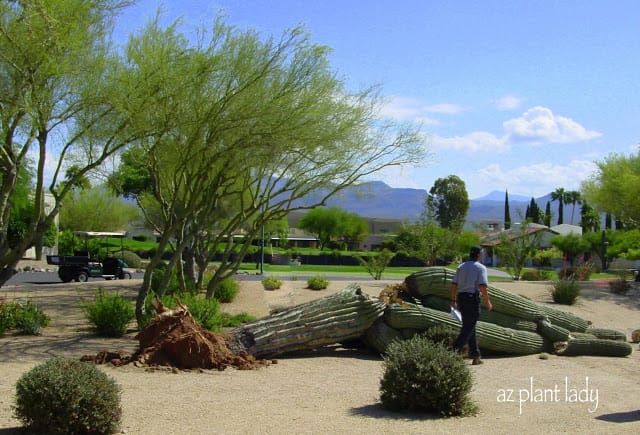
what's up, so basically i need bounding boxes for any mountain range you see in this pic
[299,181,580,227]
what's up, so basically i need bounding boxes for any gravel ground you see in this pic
[1,271,639,434]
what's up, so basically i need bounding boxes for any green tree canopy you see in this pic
[59,186,140,232]
[424,175,469,232]
[297,207,343,250]
[296,207,368,250]
[604,229,640,260]
[0,0,146,284]
[581,150,640,228]
[105,16,424,322]
[549,233,590,266]
[495,222,544,280]
[394,223,478,265]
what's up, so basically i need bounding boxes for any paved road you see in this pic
[4,270,145,286]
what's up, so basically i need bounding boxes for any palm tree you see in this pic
[550,187,566,225]
[565,190,582,225]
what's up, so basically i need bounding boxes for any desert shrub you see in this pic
[5,300,50,335]
[421,325,459,347]
[608,278,631,295]
[159,292,223,331]
[520,269,553,281]
[13,357,121,434]
[82,289,135,337]
[261,276,283,290]
[358,249,395,280]
[550,279,580,305]
[380,335,477,416]
[214,277,240,303]
[573,262,594,281]
[221,311,256,328]
[141,290,253,331]
[307,275,329,290]
[0,296,9,336]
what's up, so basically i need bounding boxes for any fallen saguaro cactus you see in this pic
[231,284,386,358]
[383,302,549,355]
[554,338,632,357]
[83,284,386,369]
[404,267,592,331]
[83,278,633,370]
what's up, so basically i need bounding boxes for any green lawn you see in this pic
[236,262,427,279]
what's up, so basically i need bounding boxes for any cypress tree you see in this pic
[544,201,551,227]
[504,190,511,230]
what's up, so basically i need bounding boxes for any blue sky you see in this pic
[114,0,640,199]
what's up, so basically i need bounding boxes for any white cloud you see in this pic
[423,103,467,115]
[430,131,510,153]
[495,95,524,111]
[503,106,601,144]
[378,96,466,124]
[474,159,598,197]
[379,101,600,155]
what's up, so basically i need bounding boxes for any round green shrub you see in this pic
[214,277,240,303]
[13,357,122,434]
[307,275,329,290]
[119,250,142,268]
[421,325,459,347]
[380,335,477,417]
[261,276,283,290]
[82,289,135,337]
[550,279,580,305]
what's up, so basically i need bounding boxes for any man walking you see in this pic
[450,246,493,365]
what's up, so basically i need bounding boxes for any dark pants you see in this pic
[453,292,481,358]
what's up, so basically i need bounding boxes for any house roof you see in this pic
[480,223,558,247]
[549,224,582,236]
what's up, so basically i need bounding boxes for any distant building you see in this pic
[479,222,570,267]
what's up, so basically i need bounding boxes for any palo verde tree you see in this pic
[581,149,640,228]
[394,223,453,265]
[297,207,343,250]
[0,0,154,285]
[107,17,425,323]
[424,175,469,233]
[59,185,140,232]
[297,207,368,250]
[495,222,544,280]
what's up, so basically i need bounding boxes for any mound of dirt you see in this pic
[82,302,270,371]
